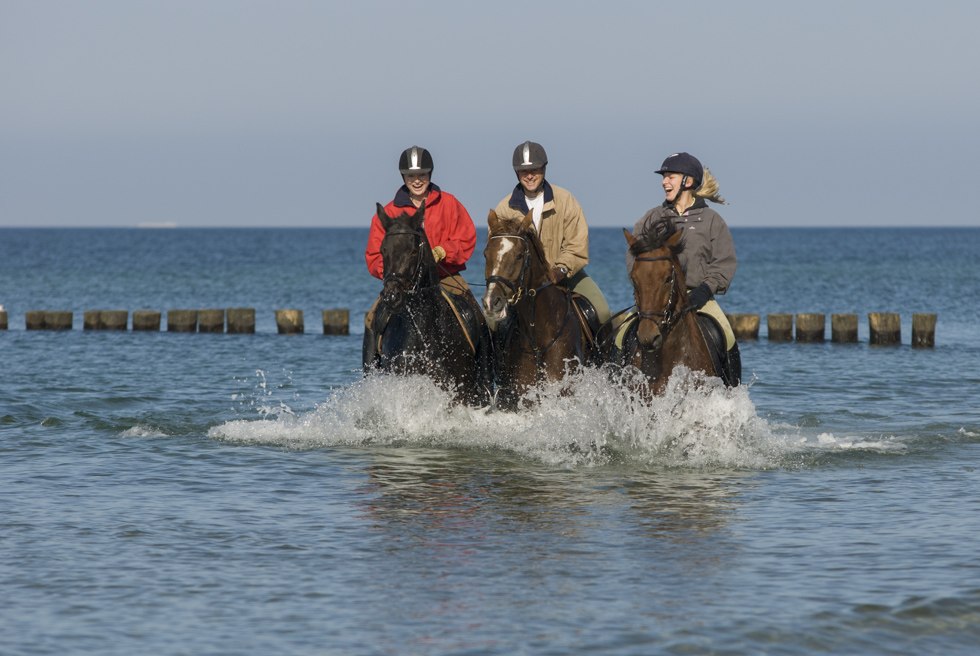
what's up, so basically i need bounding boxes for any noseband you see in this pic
[632,253,692,339]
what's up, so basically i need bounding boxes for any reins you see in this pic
[486,233,577,367]
[632,252,694,341]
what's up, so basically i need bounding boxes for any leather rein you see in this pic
[486,234,575,358]
[632,252,693,341]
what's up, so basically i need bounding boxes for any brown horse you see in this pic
[483,210,594,409]
[615,218,738,396]
[366,201,492,407]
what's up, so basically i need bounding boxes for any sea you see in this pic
[1,226,978,656]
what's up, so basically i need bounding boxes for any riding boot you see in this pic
[362,325,380,372]
[723,342,742,387]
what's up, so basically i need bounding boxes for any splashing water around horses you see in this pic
[483,210,597,409]
[365,201,492,407]
[611,218,740,396]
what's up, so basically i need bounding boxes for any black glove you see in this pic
[551,265,569,283]
[688,283,713,310]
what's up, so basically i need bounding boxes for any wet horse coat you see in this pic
[367,201,491,406]
[613,220,738,395]
[483,210,594,409]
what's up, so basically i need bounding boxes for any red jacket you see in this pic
[365,184,476,279]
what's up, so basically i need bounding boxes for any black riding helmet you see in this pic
[398,146,433,175]
[512,141,548,172]
[656,152,703,189]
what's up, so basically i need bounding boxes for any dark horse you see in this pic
[364,201,491,407]
[483,209,596,409]
[611,218,741,396]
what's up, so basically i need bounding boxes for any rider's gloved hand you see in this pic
[688,283,713,310]
[551,265,569,283]
[432,246,446,262]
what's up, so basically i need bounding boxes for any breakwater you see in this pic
[2,308,349,335]
[1,308,938,346]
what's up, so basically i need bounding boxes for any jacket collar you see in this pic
[508,180,554,214]
[662,197,708,216]
[394,183,441,208]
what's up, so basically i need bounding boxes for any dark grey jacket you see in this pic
[627,199,737,294]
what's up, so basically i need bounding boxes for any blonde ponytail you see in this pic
[695,168,727,205]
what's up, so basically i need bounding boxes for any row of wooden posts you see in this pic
[0,309,350,335]
[727,312,937,347]
[0,309,937,346]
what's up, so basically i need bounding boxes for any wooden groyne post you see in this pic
[767,314,793,342]
[727,313,759,340]
[227,308,256,334]
[0,309,7,330]
[198,309,225,333]
[84,310,128,331]
[276,309,304,334]
[912,313,937,348]
[26,311,73,330]
[322,309,350,335]
[868,312,901,346]
[167,309,198,333]
[795,313,826,342]
[831,313,859,343]
[133,310,162,331]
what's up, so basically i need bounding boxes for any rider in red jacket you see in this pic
[363,146,486,370]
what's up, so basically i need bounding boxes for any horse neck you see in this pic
[524,233,551,289]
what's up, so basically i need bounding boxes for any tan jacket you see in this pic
[494,182,589,275]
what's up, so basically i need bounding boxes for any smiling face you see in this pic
[518,167,545,196]
[661,172,690,204]
[402,173,431,200]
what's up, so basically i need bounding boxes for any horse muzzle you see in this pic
[637,322,663,351]
[482,288,509,322]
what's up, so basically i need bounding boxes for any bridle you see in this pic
[381,223,432,296]
[485,234,533,306]
[632,252,692,341]
[486,233,575,363]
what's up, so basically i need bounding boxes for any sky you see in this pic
[2,0,979,228]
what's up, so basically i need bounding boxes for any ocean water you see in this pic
[1,227,979,655]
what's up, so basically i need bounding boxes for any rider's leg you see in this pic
[568,270,611,325]
[362,297,381,370]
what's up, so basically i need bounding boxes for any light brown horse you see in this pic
[617,219,723,396]
[483,210,594,409]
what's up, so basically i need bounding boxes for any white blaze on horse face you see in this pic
[483,237,518,320]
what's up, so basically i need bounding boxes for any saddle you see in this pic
[441,290,485,355]
[570,293,601,348]
[604,313,741,387]
[695,314,741,387]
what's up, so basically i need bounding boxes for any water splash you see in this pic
[209,366,804,469]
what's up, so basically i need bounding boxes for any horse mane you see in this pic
[630,217,683,257]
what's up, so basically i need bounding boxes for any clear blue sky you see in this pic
[2,0,979,227]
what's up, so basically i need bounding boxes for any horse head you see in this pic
[378,200,436,312]
[626,218,687,351]
[483,209,547,322]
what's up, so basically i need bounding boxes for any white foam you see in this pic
[209,366,800,469]
[120,424,169,438]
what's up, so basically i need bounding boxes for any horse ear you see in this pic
[667,228,684,247]
[487,210,500,235]
[623,228,637,247]
[376,203,391,230]
[520,210,534,232]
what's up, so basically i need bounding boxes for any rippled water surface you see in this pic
[2,228,979,655]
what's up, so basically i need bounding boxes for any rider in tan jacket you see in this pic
[493,141,611,325]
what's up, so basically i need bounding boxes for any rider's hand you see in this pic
[432,246,446,262]
[688,283,713,310]
[551,265,569,283]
